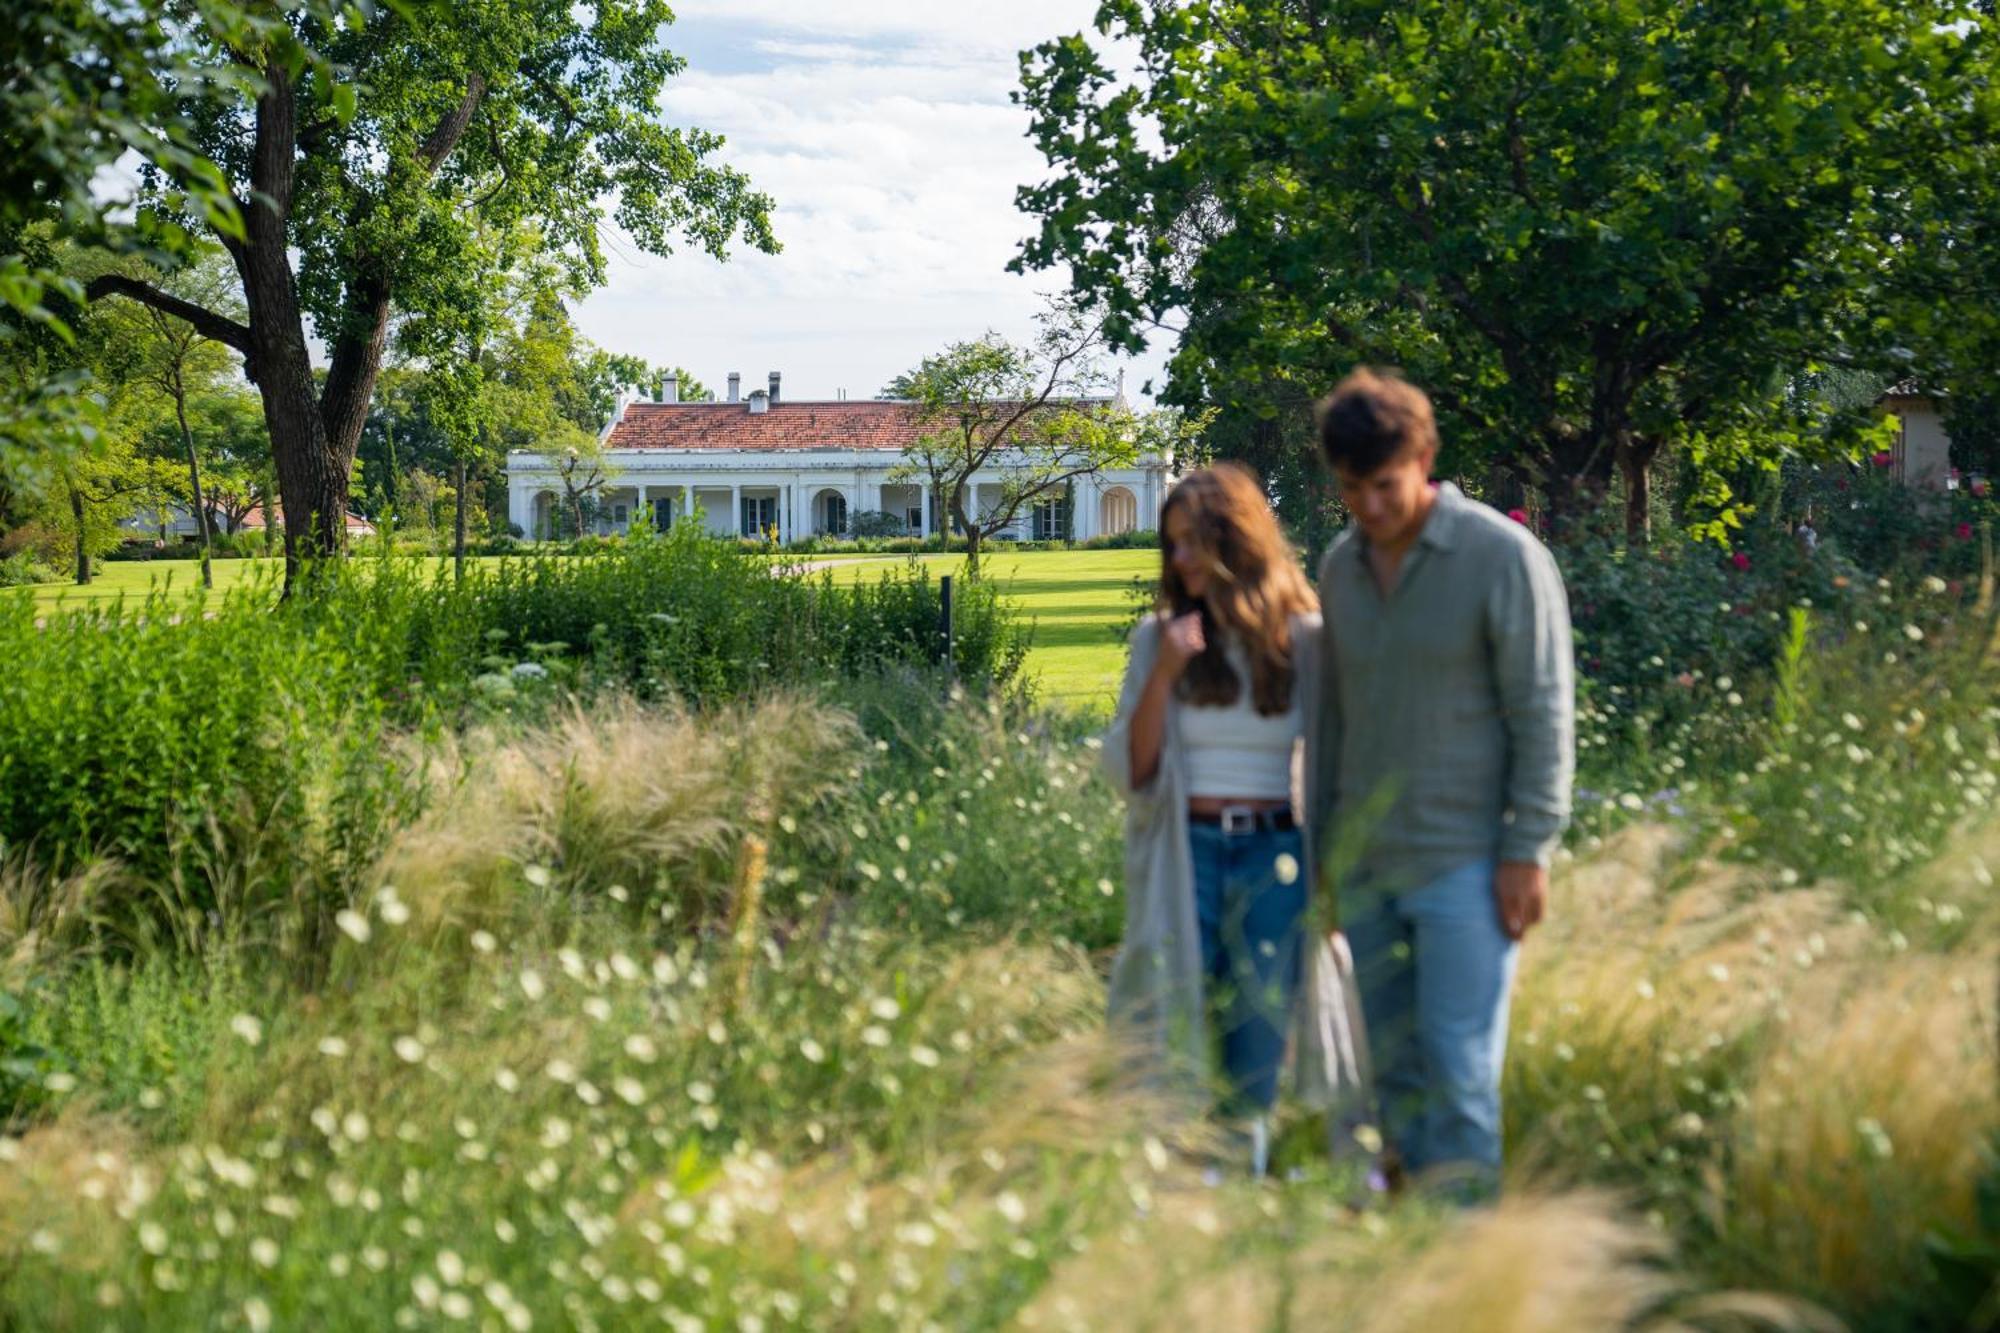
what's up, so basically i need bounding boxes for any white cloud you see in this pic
[570,5,1169,403]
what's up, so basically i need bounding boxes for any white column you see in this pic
[731,483,742,538]
[919,483,932,539]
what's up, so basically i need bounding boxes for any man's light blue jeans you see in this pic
[1342,859,1517,1189]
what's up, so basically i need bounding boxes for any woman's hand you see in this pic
[1155,610,1206,679]
[1127,611,1203,791]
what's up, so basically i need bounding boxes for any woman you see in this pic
[1100,464,1367,1175]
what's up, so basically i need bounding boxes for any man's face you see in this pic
[1335,447,1435,547]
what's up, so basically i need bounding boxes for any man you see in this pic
[1309,368,1574,1198]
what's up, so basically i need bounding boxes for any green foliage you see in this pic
[816,678,1124,948]
[0,984,66,1126]
[1016,0,1995,527]
[0,552,58,587]
[0,534,1028,938]
[884,296,1159,569]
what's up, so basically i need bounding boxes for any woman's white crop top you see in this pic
[1179,641,1301,801]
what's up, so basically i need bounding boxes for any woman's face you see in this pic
[1165,505,1210,602]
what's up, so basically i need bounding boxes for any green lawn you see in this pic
[12,547,1150,708]
[813,550,1153,708]
[7,555,518,615]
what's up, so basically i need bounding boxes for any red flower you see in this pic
[1871,450,1896,468]
[1507,508,1528,525]
[1973,479,1991,498]
[1955,522,1974,541]
[1731,551,1751,572]
[1948,580,1965,598]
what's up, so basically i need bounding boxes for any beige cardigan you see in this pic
[1098,611,1370,1127]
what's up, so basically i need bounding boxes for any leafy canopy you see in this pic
[1016,0,1994,532]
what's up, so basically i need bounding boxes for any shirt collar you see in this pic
[1416,481,1466,552]
[1339,480,1465,566]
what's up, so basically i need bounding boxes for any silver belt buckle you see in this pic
[1220,804,1256,836]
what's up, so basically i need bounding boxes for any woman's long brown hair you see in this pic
[1158,463,1317,715]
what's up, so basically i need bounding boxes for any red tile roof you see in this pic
[607,400,940,451]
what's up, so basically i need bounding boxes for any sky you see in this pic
[570,1,1170,404]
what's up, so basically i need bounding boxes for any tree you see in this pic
[85,2,776,586]
[884,299,1149,574]
[1016,0,1991,540]
[193,385,271,536]
[94,248,247,586]
[1,3,335,490]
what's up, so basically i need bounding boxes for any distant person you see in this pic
[1795,514,1819,555]
[1310,369,1575,1200]
[1101,464,1365,1177]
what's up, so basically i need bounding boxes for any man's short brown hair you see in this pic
[1315,368,1440,476]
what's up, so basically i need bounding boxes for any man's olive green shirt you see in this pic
[1310,483,1575,891]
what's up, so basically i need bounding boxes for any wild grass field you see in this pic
[0,532,1995,1331]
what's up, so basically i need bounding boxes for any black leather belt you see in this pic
[1188,806,1296,834]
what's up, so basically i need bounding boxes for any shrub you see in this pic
[848,509,907,539]
[0,552,59,588]
[1079,528,1159,551]
[0,536,1029,947]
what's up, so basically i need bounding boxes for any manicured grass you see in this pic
[813,550,1154,708]
[7,555,535,614]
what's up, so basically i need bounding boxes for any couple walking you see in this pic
[1102,369,1574,1196]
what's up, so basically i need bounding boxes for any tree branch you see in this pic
[85,275,252,354]
[419,75,488,173]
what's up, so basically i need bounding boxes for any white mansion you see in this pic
[505,371,1172,543]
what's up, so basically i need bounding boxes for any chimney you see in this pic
[768,371,781,404]
[727,372,741,403]
[747,388,768,415]
[663,373,679,404]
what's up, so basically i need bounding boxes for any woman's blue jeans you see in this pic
[1188,820,1308,1115]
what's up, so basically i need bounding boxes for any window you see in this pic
[613,504,628,526]
[653,497,674,530]
[1031,496,1068,541]
[741,495,776,537]
[905,506,923,531]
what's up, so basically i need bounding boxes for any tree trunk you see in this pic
[950,487,981,578]
[1617,435,1657,546]
[175,390,214,589]
[68,484,88,585]
[453,455,468,582]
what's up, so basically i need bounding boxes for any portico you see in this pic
[507,388,1171,543]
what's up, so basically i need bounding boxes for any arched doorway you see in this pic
[814,489,848,536]
[1099,485,1138,536]
[532,490,561,540]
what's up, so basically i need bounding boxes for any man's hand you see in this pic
[1494,861,1547,942]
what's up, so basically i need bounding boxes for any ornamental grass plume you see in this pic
[1724,964,1997,1314]
[723,832,768,1012]
[372,694,858,939]
[0,853,130,979]
[1350,1193,1676,1333]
